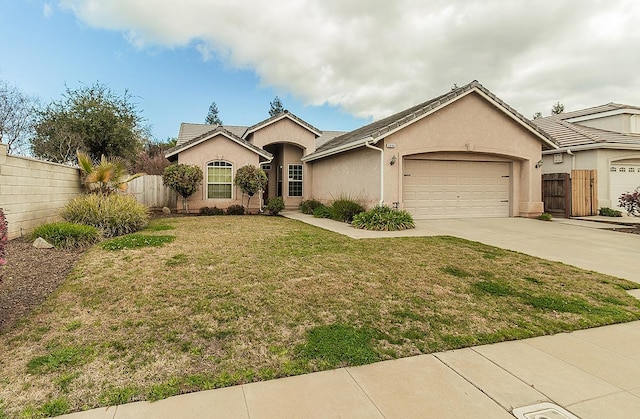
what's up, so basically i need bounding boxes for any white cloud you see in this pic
[43,2,53,18]
[59,0,640,119]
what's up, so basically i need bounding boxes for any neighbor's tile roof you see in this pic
[166,126,272,159]
[316,130,347,148]
[532,103,640,148]
[306,80,555,160]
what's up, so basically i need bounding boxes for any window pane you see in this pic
[288,164,303,181]
[289,181,302,197]
[207,162,233,199]
[208,184,231,199]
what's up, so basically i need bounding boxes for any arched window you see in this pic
[207,161,233,199]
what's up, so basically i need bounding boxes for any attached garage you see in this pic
[610,163,640,209]
[403,159,511,219]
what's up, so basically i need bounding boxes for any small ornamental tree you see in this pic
[162,164,203,213]
[0,208,7,280]
[619,188,640,217]
[234,165,267,211]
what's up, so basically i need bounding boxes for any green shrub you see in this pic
[62,194,149,238]
[300,199,323,214]
[226,204,245,215]
[312,204,332,219]
[330,198,365,223]
[200,206,224,216]
[31,222,101,249]
[266,197,285,215]
[599,207,622,217]
[351,205,415,231]
[537,212,552,221]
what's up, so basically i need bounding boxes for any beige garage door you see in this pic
[610,164,640,210]
[403,160,511,219]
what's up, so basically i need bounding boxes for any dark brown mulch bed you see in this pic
[611,226,640,235]
[0,238,84,332]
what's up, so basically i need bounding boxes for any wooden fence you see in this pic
[127,175,177,210]
[571,169,597,217]
[542,170,598,217]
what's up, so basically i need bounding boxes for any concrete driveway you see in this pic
[282,212,640,284]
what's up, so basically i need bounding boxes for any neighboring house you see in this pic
[166,80,557,218]
[534,104,640,212]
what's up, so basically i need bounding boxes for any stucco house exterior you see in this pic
[165,80,557,218]
[534,104,640,211]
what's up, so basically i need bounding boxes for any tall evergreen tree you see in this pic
[551,102,565,115]
[205,102,222,125]
[269,96,284,117]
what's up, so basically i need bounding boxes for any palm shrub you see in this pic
[31,222,101,249]
[300,199,323,214]
[62,194,149,237]
[330,197,365,223]
[352,205,415,231]
[619,189,640,216]
[266,197,285,215]
[77,151,142,194]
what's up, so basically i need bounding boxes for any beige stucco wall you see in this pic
[248,117,317,154]
[577,115,630,133]
[543,148,640,208]
[383,92,544,217]
[177,134,262,212]
[309,147,381,208]
[0,144,82,239]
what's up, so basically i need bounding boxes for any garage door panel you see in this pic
[403,160,510,219]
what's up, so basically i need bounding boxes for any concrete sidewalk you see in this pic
[282,212,640,284]
[61,321,640,419]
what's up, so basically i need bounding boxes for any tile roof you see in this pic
[305,80,555,161]
[532,103,640,148]
[165,126,273,160]
[177,123,248,145]
[244,111,322,138]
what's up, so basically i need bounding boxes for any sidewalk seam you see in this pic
[240,385,251,419]
[344,367,388,419]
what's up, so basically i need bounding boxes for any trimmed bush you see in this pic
[313,204,332,219]
[537,212,552,221]
[31,222,101,249]
[352,205,415,231]
[330,198,365,223]
[226,204,245,215]
[599,207,622,217]
[62,194,149,238]
[300,199,323,215]
[200,206,224,216]
[619,189,640,216]
[266,197,285,215]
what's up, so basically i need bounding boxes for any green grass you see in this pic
[1,216,638,416]
[101,234,175,250]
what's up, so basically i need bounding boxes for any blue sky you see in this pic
[2,1,640,144]
[0,1,367,142]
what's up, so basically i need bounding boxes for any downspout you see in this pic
[566,148,575,171]
[364,138,384,205]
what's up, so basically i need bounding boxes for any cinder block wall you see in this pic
[0,144,82,239]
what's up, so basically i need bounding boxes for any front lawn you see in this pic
[1,216,639,417]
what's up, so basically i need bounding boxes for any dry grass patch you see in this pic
[1,216,639,417]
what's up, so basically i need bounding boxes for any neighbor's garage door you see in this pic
[610,164,640,209]
[403,160,510,219]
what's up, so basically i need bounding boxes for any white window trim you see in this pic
[206,161,233,199]
[288,163,303,197]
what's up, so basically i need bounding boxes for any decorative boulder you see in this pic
[33,237,54,249]
[162,207,171,214]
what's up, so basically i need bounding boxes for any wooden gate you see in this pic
[542,173,570,218]
[127,175,177,210]
[571,170,598,216]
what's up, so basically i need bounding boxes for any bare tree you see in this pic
[0,80,38,155]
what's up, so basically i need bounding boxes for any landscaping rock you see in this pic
[162,207,171,214]
[33,237,54,249]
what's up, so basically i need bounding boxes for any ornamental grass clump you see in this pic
[351,205,415,231]
[300,199,323,215]
[329,197,365,223]
[62,194,149,238]
[31,222,101,249]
